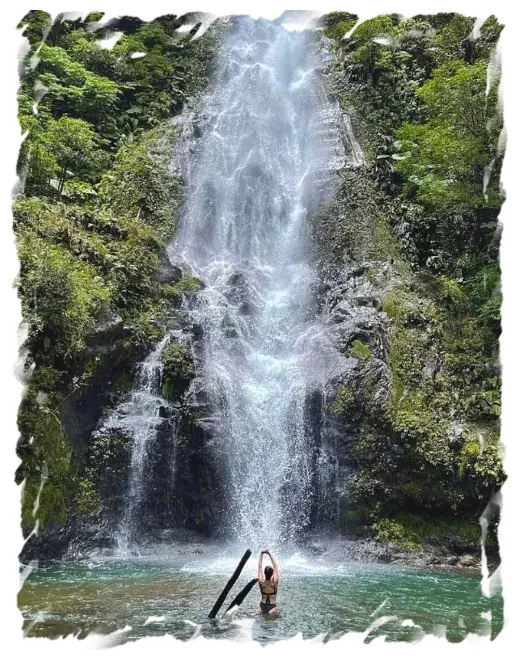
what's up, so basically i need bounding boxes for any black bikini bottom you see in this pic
[260,602,277,614]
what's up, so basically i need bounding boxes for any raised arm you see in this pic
[267,550,279,582]
[257,550,264,581]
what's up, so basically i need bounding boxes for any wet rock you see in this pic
[460,554,478,567]
[239,301,255,315]
[158,405,169,418]
[87,304,126,344]
[157,253,182,284]
[192,323,204,340]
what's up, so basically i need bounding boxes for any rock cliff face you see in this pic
[301,38,504,564]
[19,16,504,569]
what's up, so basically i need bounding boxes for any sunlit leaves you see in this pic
[417,59,488,135]
[393,58,495,210]
[17,229,110,356]
[394,121,488,207]
[351,15,396,44]
[321,12,358,40]
[427,14,476,65]
[17,10,52,44]
[36,44,121,128]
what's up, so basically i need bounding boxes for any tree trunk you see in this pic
[57,166,67,200]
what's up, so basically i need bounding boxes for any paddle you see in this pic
[207,548,252,618]
[223,578,258,616]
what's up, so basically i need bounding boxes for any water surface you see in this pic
[19,553,503,644]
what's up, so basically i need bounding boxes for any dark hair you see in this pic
[264,565,274,580]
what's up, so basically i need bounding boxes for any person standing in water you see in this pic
[257,549,279,615]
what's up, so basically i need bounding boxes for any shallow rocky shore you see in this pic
[305,534,499,573]
[20,522,499,576]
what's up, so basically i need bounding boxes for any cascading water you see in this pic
[97,334,177,550]
[99,15,363,552]
[169,16,360,549]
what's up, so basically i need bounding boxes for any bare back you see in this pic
[257,550,280,614]
[258,578,278,604]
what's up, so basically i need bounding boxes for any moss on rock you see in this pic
[349,339,372,360]
[161,340,195,401]
[330,385,356,415]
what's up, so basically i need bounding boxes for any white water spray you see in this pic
[169,17,359,548]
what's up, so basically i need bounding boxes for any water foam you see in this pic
[169,17,359,549]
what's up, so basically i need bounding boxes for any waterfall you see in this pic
[169,17,356,549]
[96,334,176,549]
[97,16,363,552]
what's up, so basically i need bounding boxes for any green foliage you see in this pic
[46,117,97,196]
[365,508,484,555]
[394,121,488,208]
[161,341,195,400]
[351,15,395,45]
[13,155,186,360]
[390,512,481,549]
[381,289,402,319]
[18,11,52,44]
[17,397,71,529]
[112,373,135,403]
[34,43,121,131]
[393,58,495,210]
[458,431,505,485]
[428,15,476,65]
[382,285,438,325]
[127,274,203,348]
[17,228,110,357]
[437,275,468,305]
[73,475,103,520]
[357,272,503,526]
[98,125,183,238]
[61,28,121,79]
[475,16,505,61]
[322,12,358,40]
[371,517,421,552]
[417,60,488,133]
[167,274,204,296]
[19,113,100,199]
[349,339,372,360]
[330,385,356,415]
[371,212,403,262]
[14,13,221,536]
[321,11,504,547]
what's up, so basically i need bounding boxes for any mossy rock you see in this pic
[330,384,356,415]
[161,340,195,400]
[349,339,372,360]
[321,12,358,39]
[72,475,103,521]
[165,274,204,296]
[87,431,133,512]
[17,397,71,530]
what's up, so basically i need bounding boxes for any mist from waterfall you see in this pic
[169,16,355,549]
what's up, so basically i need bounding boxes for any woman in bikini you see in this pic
[257,549,279,615]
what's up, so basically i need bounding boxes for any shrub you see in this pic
[330,385,356,415]
[161,341,195,400]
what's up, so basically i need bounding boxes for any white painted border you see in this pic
[0,2,517,658]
